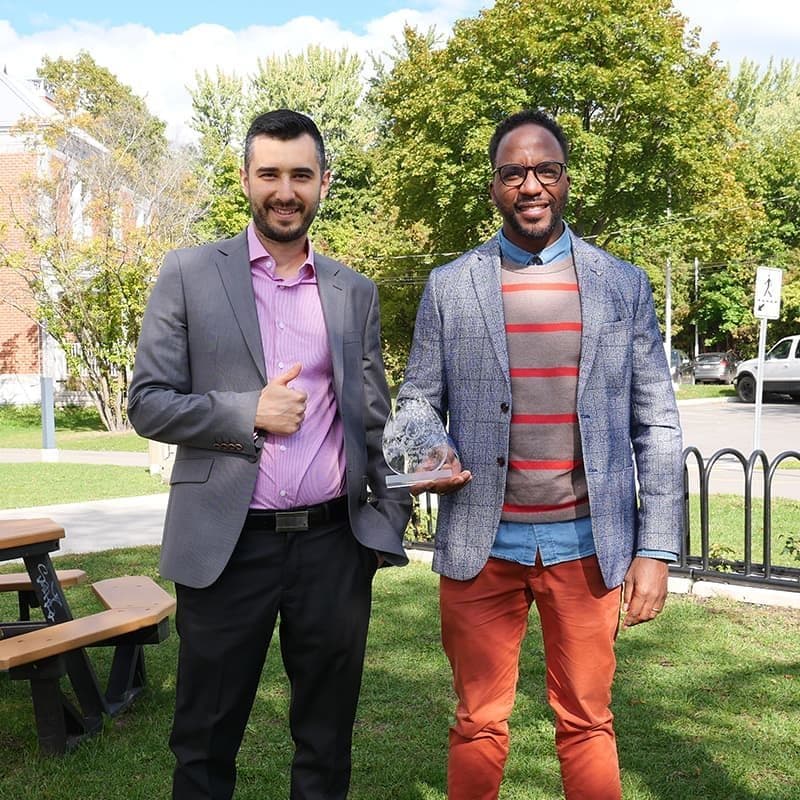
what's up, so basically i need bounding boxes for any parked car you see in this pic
[670,349,693,383]
[691,351,737,384]
[734,335,800,402]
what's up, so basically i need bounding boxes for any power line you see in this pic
[345,191,799,266]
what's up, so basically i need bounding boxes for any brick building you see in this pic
[1,70,83,403]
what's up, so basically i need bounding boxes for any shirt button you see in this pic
[278,361,285,369]
[280,445,287,452]
[278,322,285,330]
[500,402,509,413]
[279,490,287,497]
[497,457,506,467]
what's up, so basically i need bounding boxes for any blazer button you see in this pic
[500,402,509,413]
[497,457,506,467]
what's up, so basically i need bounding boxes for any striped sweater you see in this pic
[500,253,589,523]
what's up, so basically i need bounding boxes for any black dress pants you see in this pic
[170,519,377,800]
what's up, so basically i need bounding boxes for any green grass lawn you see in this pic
[0,405,147,452]
[675,383,736,401]
[0,464,168,509]
[0,552,798,800]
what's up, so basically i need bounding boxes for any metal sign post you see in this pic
[752,266,783,453]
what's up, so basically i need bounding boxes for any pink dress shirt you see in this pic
[246,223,346,509]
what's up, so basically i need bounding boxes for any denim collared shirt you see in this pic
[490,225,677,566]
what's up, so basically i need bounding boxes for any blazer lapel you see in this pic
[215,232,267,383]
[315,254,346,400]
[470,238,511,390]
[573,233,611,404]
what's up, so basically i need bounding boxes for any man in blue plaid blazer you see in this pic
[403,110,683,800]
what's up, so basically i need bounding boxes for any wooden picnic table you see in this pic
[0,518,175,755]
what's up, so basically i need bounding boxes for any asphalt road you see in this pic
[678,397,800,499]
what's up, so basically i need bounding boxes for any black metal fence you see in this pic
[675,447,800,592]
[407,447,800,593]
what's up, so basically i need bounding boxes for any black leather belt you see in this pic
[244,495,348,532]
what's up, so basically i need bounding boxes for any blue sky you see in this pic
[1,1,796,142]
[1,0,443,34]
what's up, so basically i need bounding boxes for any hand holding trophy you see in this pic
[382,384,470,493]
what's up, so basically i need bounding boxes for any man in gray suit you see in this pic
[128,109,410,800]
[403,110,683,799]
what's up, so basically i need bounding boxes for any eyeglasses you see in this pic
[493,161,567,187]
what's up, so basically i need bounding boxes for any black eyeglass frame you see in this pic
[492,161,567,187]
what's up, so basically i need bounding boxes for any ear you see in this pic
[239,166,249,197]
[320,169,332,200]
[488,178,499,208]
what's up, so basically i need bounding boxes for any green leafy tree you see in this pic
[1,57,202,430]
[375,1,743,250]
[373,0,764,355]
[728,59,800,345]
[190,69,250,241]
[37,51,167,175]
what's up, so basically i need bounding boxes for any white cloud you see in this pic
[0,6,484,144]
[1,1,795,143]
[673,0,799,68]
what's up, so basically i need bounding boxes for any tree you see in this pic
[730,59,800,253]
[37,51,168,175]
[189,69,250,241]
[376,2,748,249]
[0,55,202,430]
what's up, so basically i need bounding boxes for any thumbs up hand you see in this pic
[254,363,308,435]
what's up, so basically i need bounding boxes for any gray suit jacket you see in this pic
[128,231,410,588]
[404,232,683,588]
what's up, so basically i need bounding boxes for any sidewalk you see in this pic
[0,447,148,467]
[0,447,162,554]
[0,494,167,555]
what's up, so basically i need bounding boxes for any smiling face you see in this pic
[240,132,330,246]
[489,123,570,252]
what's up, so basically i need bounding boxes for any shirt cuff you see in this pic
[636,548,678,563]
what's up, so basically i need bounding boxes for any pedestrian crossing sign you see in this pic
[753,266,782,320]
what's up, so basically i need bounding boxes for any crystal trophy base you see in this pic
[385,467,452,488]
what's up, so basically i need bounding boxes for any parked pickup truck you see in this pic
[734,335,800,402]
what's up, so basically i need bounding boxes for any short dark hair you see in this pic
[488,110,569,167]
[244,109,327,173]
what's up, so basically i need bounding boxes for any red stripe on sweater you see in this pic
[502,282,578,293]
[502,499,587,513]
[509,459,583,471]
[511,413,578,424]
[506,322,582,333]
[510,367,579,378]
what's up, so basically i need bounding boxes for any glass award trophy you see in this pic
[382,384,454,488]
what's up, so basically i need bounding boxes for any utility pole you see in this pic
[664,189,673,381]
[694,256,700,358]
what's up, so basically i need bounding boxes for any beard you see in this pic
[501,191,568,247]
[250,197,320,244]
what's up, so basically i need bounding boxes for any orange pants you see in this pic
[440,555,622,800]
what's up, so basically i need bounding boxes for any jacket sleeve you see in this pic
[127,250,260,455]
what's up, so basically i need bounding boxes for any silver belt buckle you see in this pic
[275,510,309,532]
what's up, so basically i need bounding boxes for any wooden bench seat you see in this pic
[92,575,176,615]
[0,575,176,754]
[0,569,88,593]
[0,568,89,623]
[0,577,175,671]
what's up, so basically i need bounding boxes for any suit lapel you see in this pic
[470,239,511,390]
[215,232,267,383]
[573,233,611,404]
[315,254,346,400]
